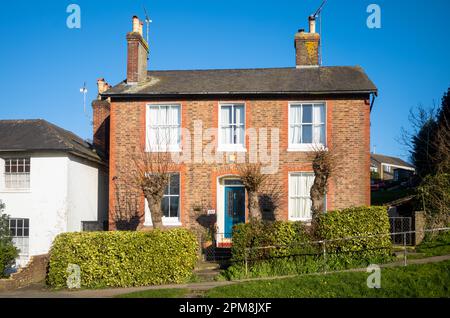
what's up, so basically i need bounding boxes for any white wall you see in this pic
[0,152,108,267]
[67,155,108,232]
[0,154,69,266]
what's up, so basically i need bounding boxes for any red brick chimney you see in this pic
[294,16,320,68]
[92,78,111,157]
[127,16,149,84]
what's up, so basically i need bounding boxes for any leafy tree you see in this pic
[0,201,18,277]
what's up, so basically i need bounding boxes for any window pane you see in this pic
[314,104,325,124]
[170,174,180,195]
[235,126,245,146]
[221,127,232,144]
[169,197,179,218]
[290,105,301,124]
[17,219,23,228]
[162,197,170,217]
[302,125,313,143]
[24,229,29,237]
[313,124,325,144]
[148,106,159,125]
[302,105,313,123]
[234,106,244,125]
[221,106,232,125]
[17,228,23,237]
[290,126,301,144]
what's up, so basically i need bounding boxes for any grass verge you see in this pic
[116,288,189,298]
[206,260,450,298]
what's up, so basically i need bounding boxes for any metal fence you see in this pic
[241,227,450,275]
[389,217,413,245]
[202,232,232,262]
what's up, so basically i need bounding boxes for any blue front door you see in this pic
[224,187,246,238]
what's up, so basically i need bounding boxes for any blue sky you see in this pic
[0,0,449,162]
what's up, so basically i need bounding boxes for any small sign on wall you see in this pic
[207,209,216,215]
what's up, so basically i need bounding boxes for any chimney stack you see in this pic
[97,78,109,96]
[294,17,320,68]
[127,16,149,84]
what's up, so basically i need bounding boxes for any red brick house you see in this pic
[92,16,377,242]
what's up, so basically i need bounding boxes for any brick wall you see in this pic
[92,99,111,156]
[0,254,49,291]
[107,96,371,236]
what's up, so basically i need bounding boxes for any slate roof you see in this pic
[371,154,415,169]
[0,119,103,164]
[103,66,377,97]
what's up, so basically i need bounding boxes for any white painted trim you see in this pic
[381,163,415,172]
[287,101,327,152]
[145,102,182,153]
[288,171,315,221]
[217,102,247,151]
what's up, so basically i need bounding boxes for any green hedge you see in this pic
[47,228,199,288]
[317,206,392,265]
[225,206,393,279]
[232,221,315,262]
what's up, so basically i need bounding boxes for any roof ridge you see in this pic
[146,66,359,73]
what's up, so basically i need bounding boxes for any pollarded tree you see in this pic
[309,146,338,234]
[237,163,269,221]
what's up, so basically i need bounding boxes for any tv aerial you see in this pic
[143,6,152,44]
[79,82,88,113]
[310,0,327,65]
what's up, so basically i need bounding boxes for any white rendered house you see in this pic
[0,119,108,267]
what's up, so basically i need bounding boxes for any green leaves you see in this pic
[47,229,199,288]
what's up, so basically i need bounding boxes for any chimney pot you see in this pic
[309,16,316,33]
[132,16,140,33]
[97,78,108,95]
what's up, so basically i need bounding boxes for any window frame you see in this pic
[288,101,327,151]
[3,157,31,191]
[145,103,182,153]
[162,173,181,224]
[218,102,247,152]
[288,172,315,221]
[9,218,30,258]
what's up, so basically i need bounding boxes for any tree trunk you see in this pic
[146,195,164,229]
[248,191,261,221]
[310,177,326,234]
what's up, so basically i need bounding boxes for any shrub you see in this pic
[317,206,393,266]
[0,201,18,278]
[47,228,198,288]
[231,220,313,263]
[225,206,393,280]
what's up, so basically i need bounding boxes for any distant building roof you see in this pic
[0,119,103,164]
[371,154,415,170]
[103,66,377,97]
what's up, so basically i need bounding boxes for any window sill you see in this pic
[287,144,327,152]
[289,218,312,222]
[217,146,247,153]
[145,146,182,153]
[144,218,182,227]
[0,189,31,194]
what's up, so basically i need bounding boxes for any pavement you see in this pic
[1,254,449,298]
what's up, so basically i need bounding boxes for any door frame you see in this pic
[216,176,246,245]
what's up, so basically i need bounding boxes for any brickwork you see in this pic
[0,254,49,291]
[107,96,371,237]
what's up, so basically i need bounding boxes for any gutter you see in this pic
[102,89,378,99]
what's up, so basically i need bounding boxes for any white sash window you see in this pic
[289,173,315,221]
[289,103,326,151]
[146,104,181,152]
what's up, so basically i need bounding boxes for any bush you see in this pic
[317,206,393,266]
[0,201,18,278]
[224,206,393,280]
[47,228,199,288]
[231,221,313,263]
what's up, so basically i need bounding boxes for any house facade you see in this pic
[0,120,108,267]
[93,16,377,242]
[371,154,415,181]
